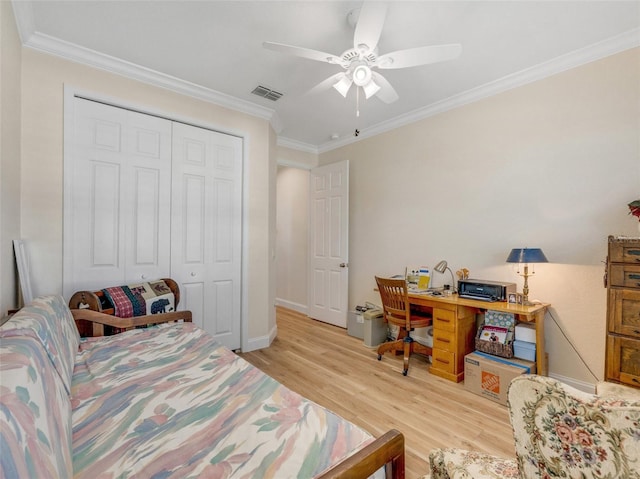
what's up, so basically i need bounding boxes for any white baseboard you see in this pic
[548,372,597,394]
[275,298,308,315]
[243,323,278,353]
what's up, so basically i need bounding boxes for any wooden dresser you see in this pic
[605,236,640,388]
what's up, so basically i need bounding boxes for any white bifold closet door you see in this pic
[65,97,243,350]
[65,98,172,295]
[171,123,242,350]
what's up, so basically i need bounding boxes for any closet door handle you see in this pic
[190,272,196,277]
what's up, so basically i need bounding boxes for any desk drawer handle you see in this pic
[633,378,639,384]
[634,330,640,335]
[435,358,450,365]
[436,338,451,345]
[436,318,451,324]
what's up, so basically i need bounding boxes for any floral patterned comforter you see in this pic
[71,322,373,479]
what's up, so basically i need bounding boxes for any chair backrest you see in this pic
[507,375,640,479]
[375,276,410,330]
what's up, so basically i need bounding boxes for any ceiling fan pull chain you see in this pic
[356,87,360,117]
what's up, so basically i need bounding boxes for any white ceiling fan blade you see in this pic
[377,44,462,69]
[307,73,349,96]
[263,42,343,65]
[371,72,399,103]
[353,2,387,54]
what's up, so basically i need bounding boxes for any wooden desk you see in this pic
[407,292,549,382]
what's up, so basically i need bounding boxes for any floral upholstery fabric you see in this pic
[510,375,640,479]
[428,375,640,479]
[71,321,374,478]
[428,449,519,479]
[0,295,80,394]
[0,335,73,478]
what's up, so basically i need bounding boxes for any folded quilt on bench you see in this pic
[102,279,175,318]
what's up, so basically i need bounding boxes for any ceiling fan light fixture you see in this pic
[333,75,353,97]
[362,79,380,99]
[352,64,372,86]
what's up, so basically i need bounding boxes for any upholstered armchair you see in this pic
[427,375,640,479]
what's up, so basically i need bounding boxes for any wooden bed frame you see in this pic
[69,287,406,478]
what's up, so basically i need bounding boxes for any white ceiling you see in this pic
[12,1,640,152]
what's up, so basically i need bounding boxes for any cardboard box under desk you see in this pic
[464,351,536,406]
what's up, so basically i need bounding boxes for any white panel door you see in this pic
[171,122,242,350]
[308,160,349,327]
[64,98,172,297]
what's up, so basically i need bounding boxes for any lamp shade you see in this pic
[434,260,448,273]
[506,248,549,264]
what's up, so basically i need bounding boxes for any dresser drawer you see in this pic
[606,335,640,388]
[433,308,456,332]
[608,289,640,338]
[609,241,640,263]
[609,264,640,289]
[433,328,456,352]
[431,348,456,374]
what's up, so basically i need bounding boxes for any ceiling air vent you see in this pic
[251,85,283,101]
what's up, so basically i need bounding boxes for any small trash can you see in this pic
[347,311,364,339]
[363,309,386,348]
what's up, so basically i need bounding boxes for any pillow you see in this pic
[0,295,80,394]
[0,335,73,478]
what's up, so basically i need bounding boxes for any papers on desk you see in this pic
[408,286,442,296]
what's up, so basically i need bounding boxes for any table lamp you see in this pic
[506,248,548,305]
[434,260,456,292]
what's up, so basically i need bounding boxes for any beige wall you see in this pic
[277,144,317,169]
[318,48,640,387]
[0,0,22,314]
[276,167,310,312]
[19,48,276,348]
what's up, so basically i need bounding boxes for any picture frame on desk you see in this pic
[508,293,523,304]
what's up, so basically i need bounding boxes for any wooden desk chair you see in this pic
[375,276,432,376]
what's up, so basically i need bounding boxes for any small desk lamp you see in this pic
[434,260,456,292]
[506,248,548,305]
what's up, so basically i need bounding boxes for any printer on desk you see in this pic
[457,279,516,302]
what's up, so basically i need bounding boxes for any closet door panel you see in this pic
[90,161,121,267]
[131,167,160,267]
[124,110,172,283]
[67,100,128,295]
[64,98,171,297]
[172,123,242,350]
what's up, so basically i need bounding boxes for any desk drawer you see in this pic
[432,348,456,374]
[433,328,456,352]
[433,308,456,332]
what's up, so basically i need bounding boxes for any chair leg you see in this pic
[377,339,403,360]
[402,336,411,376]
[378,330,431,376]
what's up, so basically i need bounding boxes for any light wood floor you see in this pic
[239,307,515,479]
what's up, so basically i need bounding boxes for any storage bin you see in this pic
[363,309,387,348]
[515,322,536,343]
[513,340,536,361]
[347,311,364,339]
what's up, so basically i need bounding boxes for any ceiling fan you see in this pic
[263,2,462,104]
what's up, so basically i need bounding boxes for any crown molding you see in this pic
[317,27,640,154]
[20,30,275,121]
[277,137,319,155]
